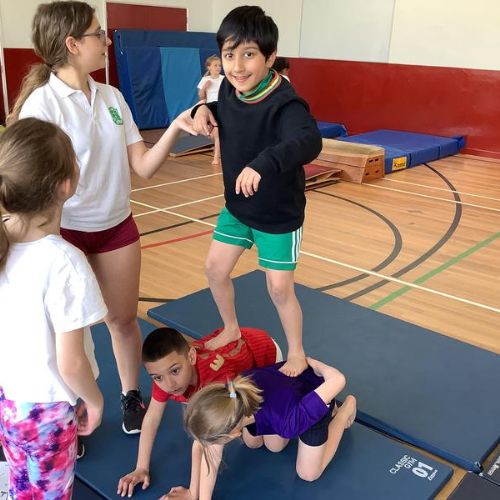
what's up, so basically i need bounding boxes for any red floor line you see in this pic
[141,229,213,250]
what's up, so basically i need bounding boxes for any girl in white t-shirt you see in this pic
[0,118,107,499]
[7,1,195,435]
[197,55,224,165]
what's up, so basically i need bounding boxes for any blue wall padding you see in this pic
[113,29,219,129]
[317,120,348,138]
[113,29,217,51]
[340,130,465,173]
[125,47,169,129]
[161,48,200,120]
[76,319,451,499]
[148,271,500,472]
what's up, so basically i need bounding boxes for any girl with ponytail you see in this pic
[10,1,195,435]
[162,358,356,499]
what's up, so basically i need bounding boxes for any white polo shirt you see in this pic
[20,74,143,231]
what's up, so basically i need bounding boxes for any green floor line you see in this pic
[370,231,500,310]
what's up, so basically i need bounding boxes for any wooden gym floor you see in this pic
[131,148,500,498]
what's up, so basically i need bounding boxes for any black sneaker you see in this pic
[76,438,85,460]
[120,389,146,434]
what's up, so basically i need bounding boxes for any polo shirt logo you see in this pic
[108,107,123,125]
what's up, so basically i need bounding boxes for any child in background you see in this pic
[117,326,281,497]
[163,358,356,500]
[191,6,322,377]
[197,55,224,165]
[10,1,195,434]
[0,118,107,499]
[272,56,290,81]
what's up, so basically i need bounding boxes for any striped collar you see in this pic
[237,69,281,104]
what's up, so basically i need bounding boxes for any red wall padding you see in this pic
[4,48,105,115]
[106,2,187,87]
[290,58,500,158]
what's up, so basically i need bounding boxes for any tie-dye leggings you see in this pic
[0,388,77,499]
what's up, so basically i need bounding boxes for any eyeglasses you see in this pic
[79,29,107,42]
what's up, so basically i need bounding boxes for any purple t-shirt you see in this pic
[244,362,330,438]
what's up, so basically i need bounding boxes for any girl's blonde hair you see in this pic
[0,118,77,271]
[204,54,221,76]
[7,1,94,124]
[184,375,262,466]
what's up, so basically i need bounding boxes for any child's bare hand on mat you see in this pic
[117,467,150,497]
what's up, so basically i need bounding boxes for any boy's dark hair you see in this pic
[216,6,278,59]
[142,327,190,363]
[272,56,290,73]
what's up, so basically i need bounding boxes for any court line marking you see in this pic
[141,229,213,250]
[370,231,500,310]
[380,178,500,203]
[133,198,500,314]
[132,194,224,218]
[360,183,500,213]
[131,172,222,192]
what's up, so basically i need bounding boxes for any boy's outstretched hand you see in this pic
[236,166,261,197]
[160,486,194,499]
[192,105,218,136]
[117,468,150,497]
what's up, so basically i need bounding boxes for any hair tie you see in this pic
[227,380,237,399]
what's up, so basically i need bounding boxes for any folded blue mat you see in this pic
[148,270,500,472]
[340,129,465,173]
[316,121,347,138]
[76,319,451,499]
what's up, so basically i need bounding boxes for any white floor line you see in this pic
[132,194,224,218]
[361,183,500,213]
[131,172,222,193]
[300,249,500,314]
[134,198,499,315]
[381,177,500,203]
[131,199,218,228]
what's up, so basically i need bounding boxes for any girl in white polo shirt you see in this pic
[0,118,106,499]
[8,1,194,434]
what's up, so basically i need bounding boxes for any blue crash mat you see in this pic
[75,319,451,499]
[448,472,500,500]
[148,271,500,472]
[340,129,465,173]
[316,121,348,138]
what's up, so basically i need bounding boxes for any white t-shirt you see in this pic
[197,75,224,103]
[20,74,143,231]
[0,235,107,405]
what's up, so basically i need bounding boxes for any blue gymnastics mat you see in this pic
[316,120,347,138]
[76,319,451,499]
[448,472,500,500]
[339,129,465,173]
[148,271,500,472]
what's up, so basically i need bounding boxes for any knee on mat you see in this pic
[296,466,321,482]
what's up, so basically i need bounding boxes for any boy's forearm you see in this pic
[136,402,165,470]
